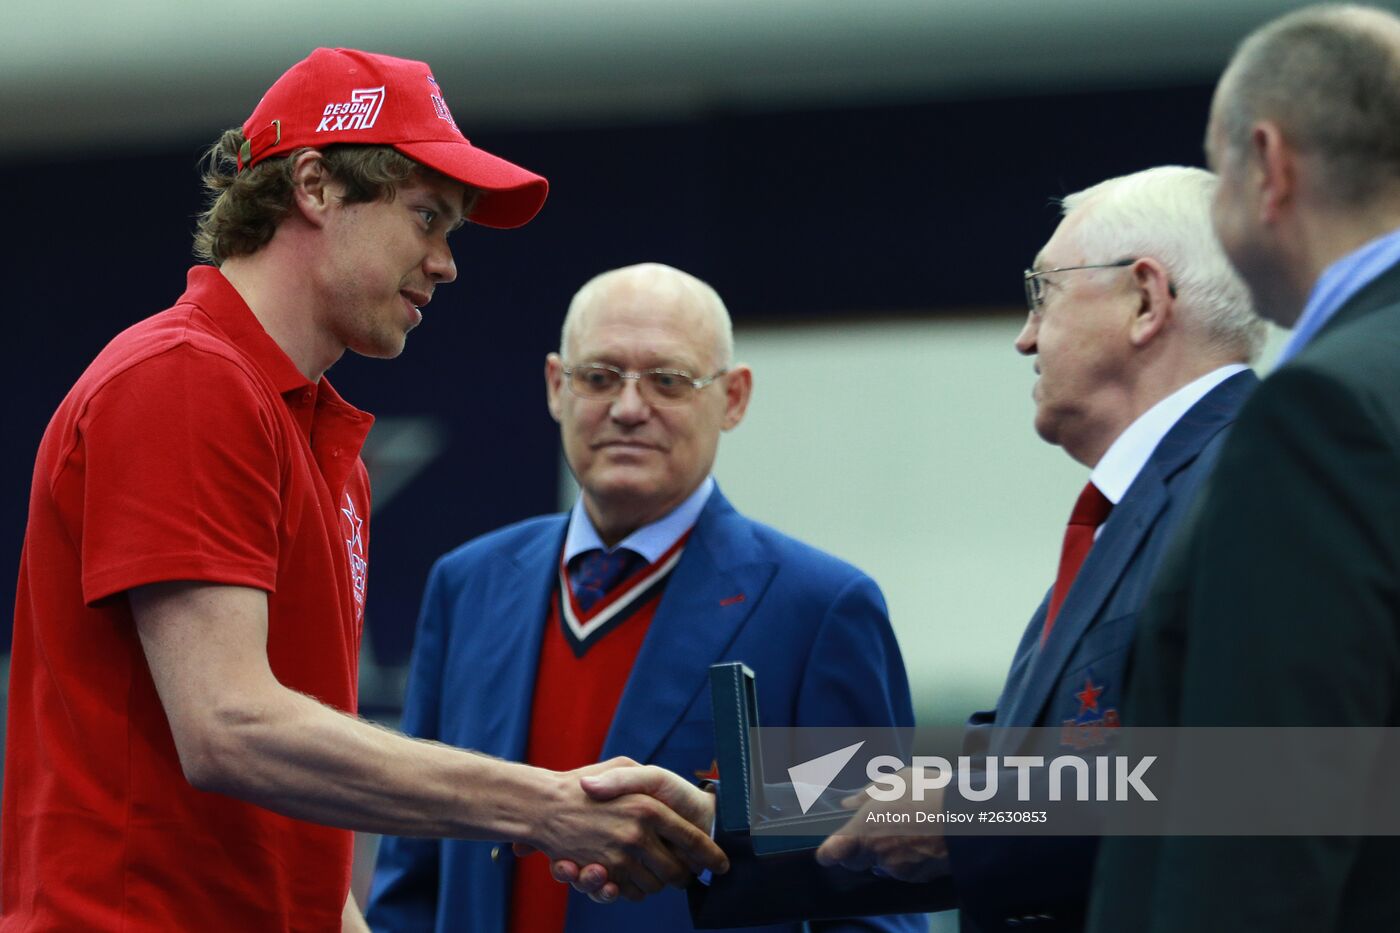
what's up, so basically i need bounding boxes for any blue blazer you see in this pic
[366,488,923,933]
[943,370,1258,933]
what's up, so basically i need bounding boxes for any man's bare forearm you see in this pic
[131,580,726,889]
[191,683,557,842]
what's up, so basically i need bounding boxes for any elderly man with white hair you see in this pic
[808,164,1265,932]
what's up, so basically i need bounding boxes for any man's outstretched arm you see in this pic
[131,581,728,899]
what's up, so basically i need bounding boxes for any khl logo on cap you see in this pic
[426,74,458,129]
[317,86,386,133]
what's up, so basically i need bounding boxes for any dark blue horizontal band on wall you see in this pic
[2,81,1214,662]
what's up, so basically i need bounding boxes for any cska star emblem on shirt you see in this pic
[1060,670,1120,750]
[341,492,368,620]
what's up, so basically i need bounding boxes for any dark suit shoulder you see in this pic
[1240,340,1400,451]
[1288,299,1400,403]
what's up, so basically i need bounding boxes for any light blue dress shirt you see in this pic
[1277,225,1400,364]
[563,475,716,564]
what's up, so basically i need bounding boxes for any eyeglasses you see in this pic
[562,362,728,406]
[1023,258,1139,316]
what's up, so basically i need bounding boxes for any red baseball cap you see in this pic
[239,48,548,229]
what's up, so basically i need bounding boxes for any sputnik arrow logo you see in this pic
[787,741,865,814]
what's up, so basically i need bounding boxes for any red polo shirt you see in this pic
[3,266,374,931]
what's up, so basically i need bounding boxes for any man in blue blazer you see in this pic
[804,166,1266,931]
[366,263,921,933]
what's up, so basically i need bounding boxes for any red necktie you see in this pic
[1041,481,1114,643]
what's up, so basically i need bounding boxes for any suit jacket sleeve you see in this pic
[692,572,937,931]
[943,609,1129,929]
[365,560,453,932]
[795,573,915,732]
[943,755,1101,931]
[805,574,931,932]
[1105,365,1400,932]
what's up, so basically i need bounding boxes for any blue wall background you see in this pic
[3,82,1215,665]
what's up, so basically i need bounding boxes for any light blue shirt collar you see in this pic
[563,475,715,564]
[1278,225,1400,364]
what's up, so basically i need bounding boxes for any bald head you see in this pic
[561,263,734,371]
[546,262,752,545]
[1216,4,1400,205]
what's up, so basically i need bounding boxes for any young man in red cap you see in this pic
[2,48,725,933]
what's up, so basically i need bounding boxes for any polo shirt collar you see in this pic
[182,265,316,397]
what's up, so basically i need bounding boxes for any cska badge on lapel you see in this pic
[1060,669,1121,750]
[694,759,721,781]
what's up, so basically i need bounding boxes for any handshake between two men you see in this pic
[524,758,729,902]
[535,760,938,904]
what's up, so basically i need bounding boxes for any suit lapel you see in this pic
[475,520,565,760]
[602,490,777,763]
[1003,480,1167,727]
[1002,371,1257,727]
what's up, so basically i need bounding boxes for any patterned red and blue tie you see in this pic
[570,548,645,613]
